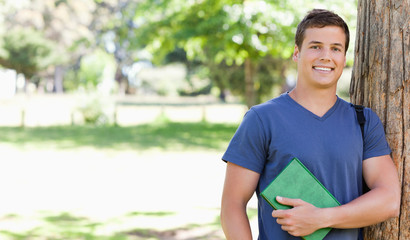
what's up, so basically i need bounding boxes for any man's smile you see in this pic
[313,66,333,72]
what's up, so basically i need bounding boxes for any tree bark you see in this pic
[350,0,409,239]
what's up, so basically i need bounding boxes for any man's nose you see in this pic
[319,48,331,61]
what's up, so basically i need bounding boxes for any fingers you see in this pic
[271,197,317,237]
[276,218,301,237]
[272,208,291,218]
[276,196,304,207]
[272,196,304,218]
[275,215,307,237]
[276,216,291,226]
[271,196,301,218]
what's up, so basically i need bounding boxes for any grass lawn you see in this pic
[0,121,239,151]
[0,121,259,240]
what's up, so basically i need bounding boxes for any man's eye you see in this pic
[333,47,342,52]
[311,46,319,49]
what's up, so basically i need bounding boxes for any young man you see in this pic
[220,9,400,240]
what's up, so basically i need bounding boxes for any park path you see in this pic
[0,144,258,239]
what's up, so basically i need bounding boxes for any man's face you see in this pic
[293,26,347,90]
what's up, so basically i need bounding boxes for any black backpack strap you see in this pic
[354,104,370,194]
[354,105,365,139]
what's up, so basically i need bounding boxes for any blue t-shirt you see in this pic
[222,93,391,240]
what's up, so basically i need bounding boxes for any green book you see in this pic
[260,158,341,240]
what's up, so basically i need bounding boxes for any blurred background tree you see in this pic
[131,0,297,107]
[0,0,95,92]
[0,0,357,106]
[129,0,357,107]
[0,28,58,91]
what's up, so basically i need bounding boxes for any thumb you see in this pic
[276,196,304,207]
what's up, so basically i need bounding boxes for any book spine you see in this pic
[261,194,278,210]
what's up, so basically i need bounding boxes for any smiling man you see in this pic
[220,9,400,240]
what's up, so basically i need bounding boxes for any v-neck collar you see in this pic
[284,93,340,121]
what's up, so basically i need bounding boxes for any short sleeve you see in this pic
[363,108,391,160]
[222,108,268,174]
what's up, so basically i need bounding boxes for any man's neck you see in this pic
[289,87,338,117]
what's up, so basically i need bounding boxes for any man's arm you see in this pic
[221,162,260,240]
[326,154,401,227]
[272,155,401,237]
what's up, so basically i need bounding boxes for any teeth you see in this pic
[314,67,332,71]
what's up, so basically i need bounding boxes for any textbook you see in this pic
[260,158,341,240]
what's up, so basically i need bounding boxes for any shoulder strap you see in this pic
[354,105,369,194]
[354,105,365,139]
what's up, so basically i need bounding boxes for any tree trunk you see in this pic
[350,0,409,239]
[54,65,64,93]
[244,58,256,108]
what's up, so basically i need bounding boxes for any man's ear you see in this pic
[292,45,299,62]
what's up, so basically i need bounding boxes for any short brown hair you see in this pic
[295,9,350,53]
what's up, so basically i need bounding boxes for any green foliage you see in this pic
[64,49,116,91]
[77,98,109,125]
[130,0,357,104]
[75,93,115,125]
[0,0,357,96]
[79,49,116,89]
[178,65,212,96]
[130,0,299,103]
[63,69,81,92]
[0,28,58,79]
[133,0,296,64]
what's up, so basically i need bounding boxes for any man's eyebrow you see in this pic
[308,41,344,48]
[308,41,323,45]
[331,43,344,47]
